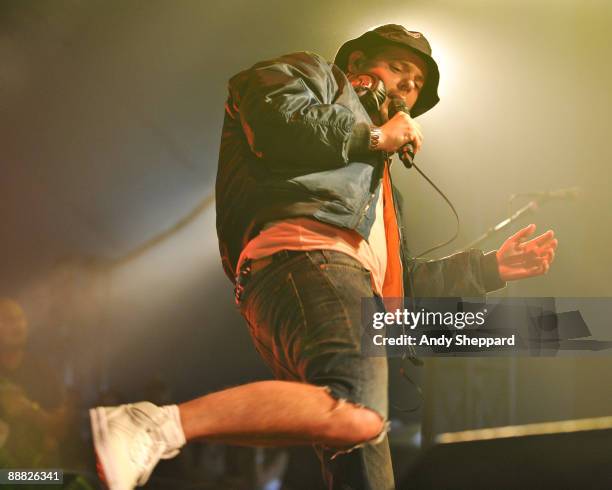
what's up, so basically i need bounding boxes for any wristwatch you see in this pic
[368,126,383,151]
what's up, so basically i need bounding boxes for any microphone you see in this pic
[388,97,414,168]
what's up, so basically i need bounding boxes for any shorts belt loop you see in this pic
[275,250,291,262]
[320,249,331,263]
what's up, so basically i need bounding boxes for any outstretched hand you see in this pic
[496,224,558,281]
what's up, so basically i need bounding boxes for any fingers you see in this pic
[498,231,557,281]
[397,114,422,153]
[546,240,558,261]
[515,246,555,267]
[509,224,536,243]
[380,112,423,153]
[539,239,557,263]
[519,230,555,249]
[392,112,423,153]
[545,249,555,263]
[519,236,558,262]
[499,243,557,279]
[406,132,422,154]
[513,229,557,261]
[411,120,423,153]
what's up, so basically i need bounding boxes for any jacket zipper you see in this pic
[357,152,386,228]
[361,192,376,219]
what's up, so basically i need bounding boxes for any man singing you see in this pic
[90,24,557,490]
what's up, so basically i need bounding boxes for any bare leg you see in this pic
[179,380,383,448]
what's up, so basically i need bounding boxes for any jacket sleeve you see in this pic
[226,51,371,172]
[405,249,506,298]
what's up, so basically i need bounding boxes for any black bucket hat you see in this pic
[334,24,440,117]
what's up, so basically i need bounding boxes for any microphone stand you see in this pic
[464,199,540,250]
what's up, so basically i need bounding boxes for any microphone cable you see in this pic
[392,156,462,414]
[359,89,463,414]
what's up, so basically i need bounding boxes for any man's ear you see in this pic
[347,50,366,73]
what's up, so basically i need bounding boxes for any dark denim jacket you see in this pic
[215,51,505,296]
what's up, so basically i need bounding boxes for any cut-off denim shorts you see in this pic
[236,249,395,490]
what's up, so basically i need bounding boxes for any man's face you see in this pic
[348,45,428,122]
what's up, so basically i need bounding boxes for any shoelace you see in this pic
[126,408,167,486]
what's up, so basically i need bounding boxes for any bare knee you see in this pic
[322,401,385,447]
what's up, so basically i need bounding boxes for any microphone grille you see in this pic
[388,97,409,118]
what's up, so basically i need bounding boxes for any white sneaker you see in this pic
[90,402,182,490]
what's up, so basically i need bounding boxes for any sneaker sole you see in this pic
[90,407,123,490]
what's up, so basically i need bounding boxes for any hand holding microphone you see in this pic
[376,97,423,168]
